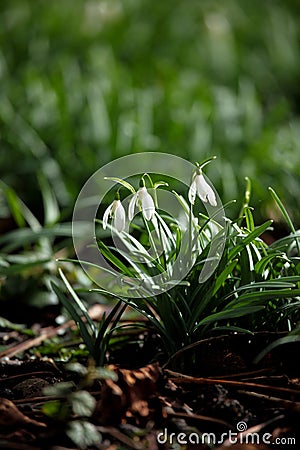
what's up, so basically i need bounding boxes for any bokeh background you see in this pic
[1,0,300,226]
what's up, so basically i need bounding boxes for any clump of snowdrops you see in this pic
[57,158,300,363]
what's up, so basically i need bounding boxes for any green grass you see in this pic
[1,0,300,224]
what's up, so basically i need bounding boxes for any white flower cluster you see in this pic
[103,169,216,233]
[103,186,155,233]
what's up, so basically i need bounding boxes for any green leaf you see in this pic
[255,254,282,275]
[0,258,51,275]
[269,187,300,255]
[194,305,264,330]
[227,289,300,307]
[58,268,96,333]
[66,420,101,449]
[66,362,88,376]
[94,367,118,381]
[3,186,26,228]
[0,317,33,335]
[253,335,300,364]
[0,224,72,252]
[38,172,60,225]
[94,300,126,365]
[234,280,296,293]
[244,207,255,232]
[42,400,62,418]
[269,187,296,234]
[97,240,134,276]
[212,259,238,296]
[51,282,95,356]
[228,220,273,261]
[0,181,41,231]
[213,326,254,334]
[44,381,74,397]
[71,391,96,417]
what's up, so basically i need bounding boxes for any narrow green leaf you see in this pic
[194,305,264,330]
[59,268,95,333]
[38,172,60,225]
[269,187,296,234]
[212,259,238,296]
[94,300,126,363]
[0,258,51,275]
[244,207,255,232]
[4,187,26,228]
[212,326,254,334]
[234,280,296,291]
[0,224,72,252]
[269,187,300,255]
[0,181,41,231]
[229,288,300,306]
[228,220,273,260]
[51,282,95,355]
[253,335,300,364]
[98,241,134,276]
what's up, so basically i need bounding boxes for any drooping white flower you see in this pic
[128,186,155,221]
[103,199,126,232]
[188,172,217,207]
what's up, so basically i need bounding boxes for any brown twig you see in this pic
[237,390,300,412]
[0,320,74,359]
[165,369,300,398]
[0,371,58,384]
[209,367,274,380]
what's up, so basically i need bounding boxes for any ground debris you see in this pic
[95,362,162,425]
[0,397,46,429]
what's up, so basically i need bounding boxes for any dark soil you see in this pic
[0,323,299,450]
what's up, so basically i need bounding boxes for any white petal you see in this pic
[102,203,113,229]
[139,188,155,221]
[207,190,217,207]
[128,192,138,221]
[196,174,217,207]
[188,178,197,205]
[113,201,126,232]
[151,213,159,233]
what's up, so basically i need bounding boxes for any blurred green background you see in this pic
[1,0,300,225]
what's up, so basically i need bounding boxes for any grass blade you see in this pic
[51,282,95,355]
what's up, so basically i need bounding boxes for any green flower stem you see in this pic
[188,203,193,258]
[143,214,160,262]
[238,176,251,226]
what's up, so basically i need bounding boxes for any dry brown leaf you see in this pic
[0,397,46,429]
[95,362,161,425]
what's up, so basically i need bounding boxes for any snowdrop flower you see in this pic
[103,197,126,232]
[188,170,217,207]
[129,186,155,221]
